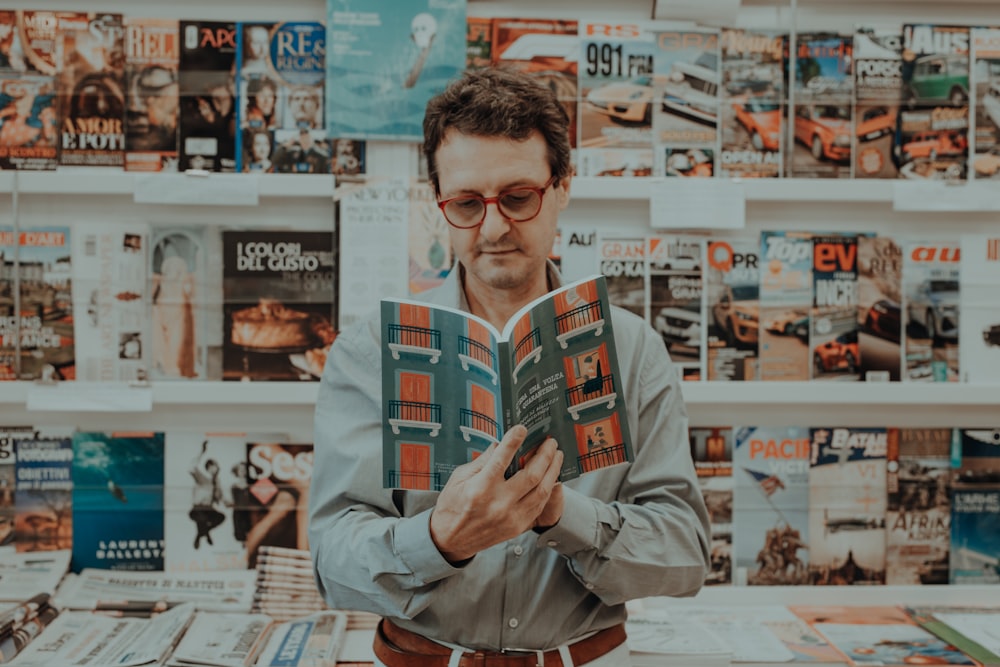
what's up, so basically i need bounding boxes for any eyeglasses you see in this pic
[437,175,557,229]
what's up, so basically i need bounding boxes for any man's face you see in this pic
[435,129,568,295]
[147,84,179,127]
[256,84,276,116]
[210,85,232,118]
[252,133,270,161]
[288,87,318,126]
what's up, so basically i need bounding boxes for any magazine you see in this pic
[929,613,1000,663]
[381,274,633,489]
[904,606,1000,667]
[13,429,74,553]
[853,26,903,179]
[178,21,237,172]
[704,235,759,381]
[809,234,860,382]
[326,0,466,141]
[971,28,1000,181]
[902,238,960,382]
[759,231,812,381]
[688,426,733,585]
[124,17,179,172]
[0,427,34,547]
[958,233,1000,384]
[646,234,704,380]
[0,549,70,600]
[856,234,902,382]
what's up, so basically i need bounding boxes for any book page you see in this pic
[503,274,634,481]
[380,299,505,490]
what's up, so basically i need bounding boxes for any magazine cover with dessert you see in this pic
[222,230,336,381]
[56,12,125,168]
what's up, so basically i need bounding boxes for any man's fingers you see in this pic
[508,437,559,497]
[481,425,528,479]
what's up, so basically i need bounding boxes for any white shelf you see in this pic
[0,173,901,203]
[3,380,999,409]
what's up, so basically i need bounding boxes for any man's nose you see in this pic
[478,201,511,242]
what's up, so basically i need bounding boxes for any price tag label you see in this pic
[650,178,746,229]
[27,383,153,412]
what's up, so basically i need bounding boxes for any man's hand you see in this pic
[429,425,563,564]
[533,480,564,531]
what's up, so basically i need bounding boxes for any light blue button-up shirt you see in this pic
[308,262,710,651]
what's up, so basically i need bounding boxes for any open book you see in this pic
[380,274,633,490]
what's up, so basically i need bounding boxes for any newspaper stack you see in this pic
[5,602,196,667]
[625,611,733,667]
[0,549,72,602]
[0,593,60,663]
[252,546,327,622]
[166,611,272,667]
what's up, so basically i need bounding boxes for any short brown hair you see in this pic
[422,67,571,194]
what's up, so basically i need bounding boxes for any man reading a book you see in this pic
[309,67,711,667]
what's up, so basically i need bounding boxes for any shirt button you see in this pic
[513,545,524,556]
[508,618,519,629]
[546,540,558,547]
[585,583,595,590]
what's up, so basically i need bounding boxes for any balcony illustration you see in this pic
[457,336,498,385]
[388,470,443,492]
[577,443,627,474]
[555,300,604,349]
[459,408,500,443]
[387,324,442,363]
[512,328,542,384]
[388,400,442,436]
[565,374,617,421]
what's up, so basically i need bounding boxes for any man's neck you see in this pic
[462,266,551,332]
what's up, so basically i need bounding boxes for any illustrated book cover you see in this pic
[70,431,165,572]
[381,274,633,490]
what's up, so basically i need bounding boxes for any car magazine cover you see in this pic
[244,440,312,569]
[689,426,733,585]
[597,233,646,320]
[163,432,252,572]
[719,28,785,179]
[408,180,453,295]
[0,226,74,382]
[857,234,902,381]
[491,17,578,150]
[381,275,632,490]
[810,234,860,381]
[327,0,466,142]
[853,26,903,179]
[178,20,237,172]
[759,231,812,382]
[71,431,165,572]
[959,234,1000,383]
[150,226,223,381]
[13,429,73,553]
[577,21,656,178]
[789,32,853,178]
[971,28,1000,180]
[124,17,178,172]
[652,27,719,179]
[237,21,326,173]
[705,236,759,381]
[807,426,887,585]
[898,24,970,181]
[885,427,952,585]
[732,426,811,586]
[902,238,959,382]
[949,428,1000,584]
[466,16,492,70]
[222,231,336,381]
[71,223,150,383]
[56,12,125,168]
[647,234,703,380]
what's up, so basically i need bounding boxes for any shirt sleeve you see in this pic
[307,319,466,619]
[533,319,712,605]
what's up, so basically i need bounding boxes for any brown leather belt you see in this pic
[373,618,627,667]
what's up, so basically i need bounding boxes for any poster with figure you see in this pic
[326,0,466,141]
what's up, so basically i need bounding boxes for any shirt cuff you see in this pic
[394,508,465,583]
[533,485,597,555]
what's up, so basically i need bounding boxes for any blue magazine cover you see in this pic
[326,0,466,141]
[71,431,165,572]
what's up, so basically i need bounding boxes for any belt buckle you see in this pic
[468,648,538,667]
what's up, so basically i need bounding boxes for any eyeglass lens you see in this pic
[444,188,542,227]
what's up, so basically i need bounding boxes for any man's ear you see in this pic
[557,174,572,210]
